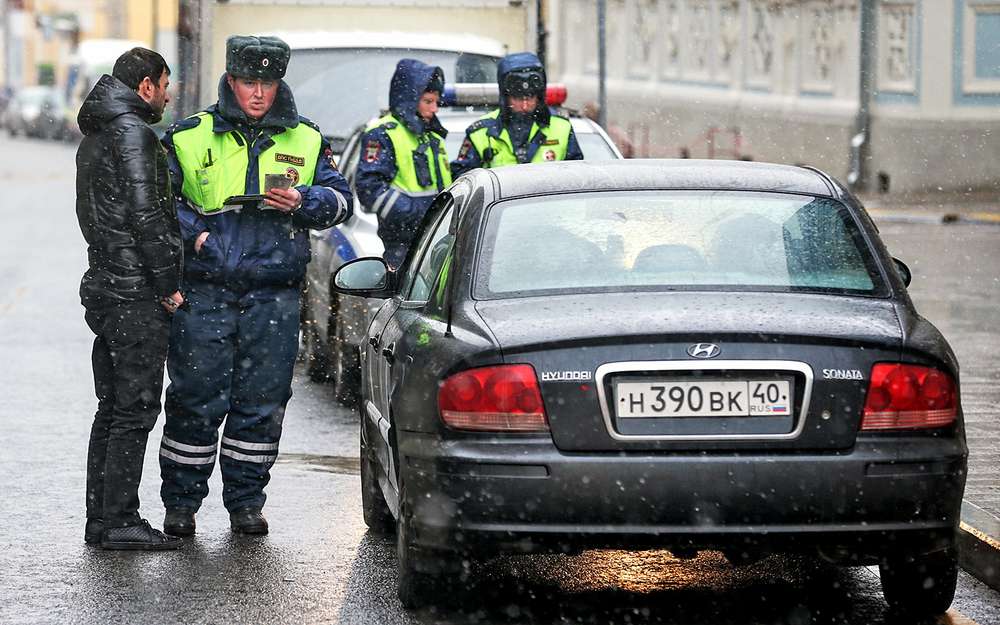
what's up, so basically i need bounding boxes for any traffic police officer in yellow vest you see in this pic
[451,52,583,176]
[158,36,352,536]
[356,59,450,268]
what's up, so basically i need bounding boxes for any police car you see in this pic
[302,84,624,402]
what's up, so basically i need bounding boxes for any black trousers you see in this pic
[85,301,170,528]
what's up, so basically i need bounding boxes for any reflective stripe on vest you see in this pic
[172,112,321,215]
[468,109,572,168]
[366,114,451,197]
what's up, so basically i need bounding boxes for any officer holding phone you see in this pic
[450,52,583,176]
[158,35,352,537]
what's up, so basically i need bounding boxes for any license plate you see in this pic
[614,379,792,418]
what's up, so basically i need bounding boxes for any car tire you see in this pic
[360,430,394,535]
[302,303,333,382]
[396,480,447,609]
[879,547,958,617]
[332,309,362,406]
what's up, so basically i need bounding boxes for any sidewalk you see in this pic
[861,187,1000,591]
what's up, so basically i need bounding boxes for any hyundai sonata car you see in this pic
[332,159,966,616]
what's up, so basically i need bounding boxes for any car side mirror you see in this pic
[332,257,394,297]
[892,257,912,287]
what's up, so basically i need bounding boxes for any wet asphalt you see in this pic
[0,136,997,624]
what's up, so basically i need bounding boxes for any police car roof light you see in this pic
[442,83,568,107]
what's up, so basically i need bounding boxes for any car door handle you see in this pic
[381,343,395,363]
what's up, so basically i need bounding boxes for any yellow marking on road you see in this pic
[938,609,981,625]
[961,521,1000,550]
[968,211,1000,223]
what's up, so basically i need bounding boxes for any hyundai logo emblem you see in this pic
[687,343,721,359]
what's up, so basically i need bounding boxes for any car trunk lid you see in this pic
[475,291,901,452]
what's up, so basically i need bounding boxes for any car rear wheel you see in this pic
[360,431,393,535]
[396,480,454,609]
[879,548,958,617]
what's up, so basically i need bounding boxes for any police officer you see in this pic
[451,52,583,176]
[356,59,450,268]
[158,36,352,536]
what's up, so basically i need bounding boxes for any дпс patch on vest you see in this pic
[275,153,305,166]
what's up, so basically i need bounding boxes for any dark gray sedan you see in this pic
[333,160,967,617]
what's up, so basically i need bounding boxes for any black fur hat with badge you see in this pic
[226,35,290,81]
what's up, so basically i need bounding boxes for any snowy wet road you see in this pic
[0,137,997,624]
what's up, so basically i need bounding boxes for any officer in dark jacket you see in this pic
[355,59,450,268]
[451,52,583,176]
[75,47,183,550]
[158,36,352,536]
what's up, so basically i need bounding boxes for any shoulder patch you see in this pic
[457,137,474,161]
[364,139,382,163]
[324,146,338,170]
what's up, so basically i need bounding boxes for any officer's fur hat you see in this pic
[226,35,290,80]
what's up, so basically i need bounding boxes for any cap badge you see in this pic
[262,58,270,67]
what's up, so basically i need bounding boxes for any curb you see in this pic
[867,210,1000,225]
[958,501,1000,592]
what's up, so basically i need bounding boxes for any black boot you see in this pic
[230,508,268,535]
[101,520,183,550]
[163,508,196,537]
[84,518,104,544]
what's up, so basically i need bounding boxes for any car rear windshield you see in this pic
[285,48,497,143]
[475,191,885,299]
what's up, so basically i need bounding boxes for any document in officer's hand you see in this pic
[224,175,294,209]
[256,174,294,210]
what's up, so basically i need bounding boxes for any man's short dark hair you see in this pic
[112,47,170,91]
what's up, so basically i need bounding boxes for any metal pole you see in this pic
[536,0,547,67]
[177,0,199,116]
[597,0,607,129]
[850,0,875,192]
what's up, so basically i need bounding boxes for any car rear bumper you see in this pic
[398,433,966,561]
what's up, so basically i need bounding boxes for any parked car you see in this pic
[301,83,624,403]
[332,159,967,616]
[281,31,505,152]
[2,86,69,140]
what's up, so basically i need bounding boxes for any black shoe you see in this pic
[100,520,183,550]
[230,508,268,535]
[84,518,103,544]
[163,508,196,537]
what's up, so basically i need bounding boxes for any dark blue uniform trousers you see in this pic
[159,282,300,513]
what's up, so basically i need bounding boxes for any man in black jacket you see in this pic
[76,48,183,550]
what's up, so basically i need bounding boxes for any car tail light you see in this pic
[860,363,957,430]
[438,365,548,432]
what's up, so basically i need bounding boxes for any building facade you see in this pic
[548,0,1000,193]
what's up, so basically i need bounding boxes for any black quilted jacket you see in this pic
[75,74,181,309]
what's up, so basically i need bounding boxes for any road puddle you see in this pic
[277,453,360,475]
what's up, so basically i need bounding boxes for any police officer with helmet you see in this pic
[450,52,583,176]
[158,35,352,536]
[356,59,451,268]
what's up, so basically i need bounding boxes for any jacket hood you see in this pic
[217,74,299,129]
[389,58,446,136]
[496,52,549,126]
[77,74,158,135]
